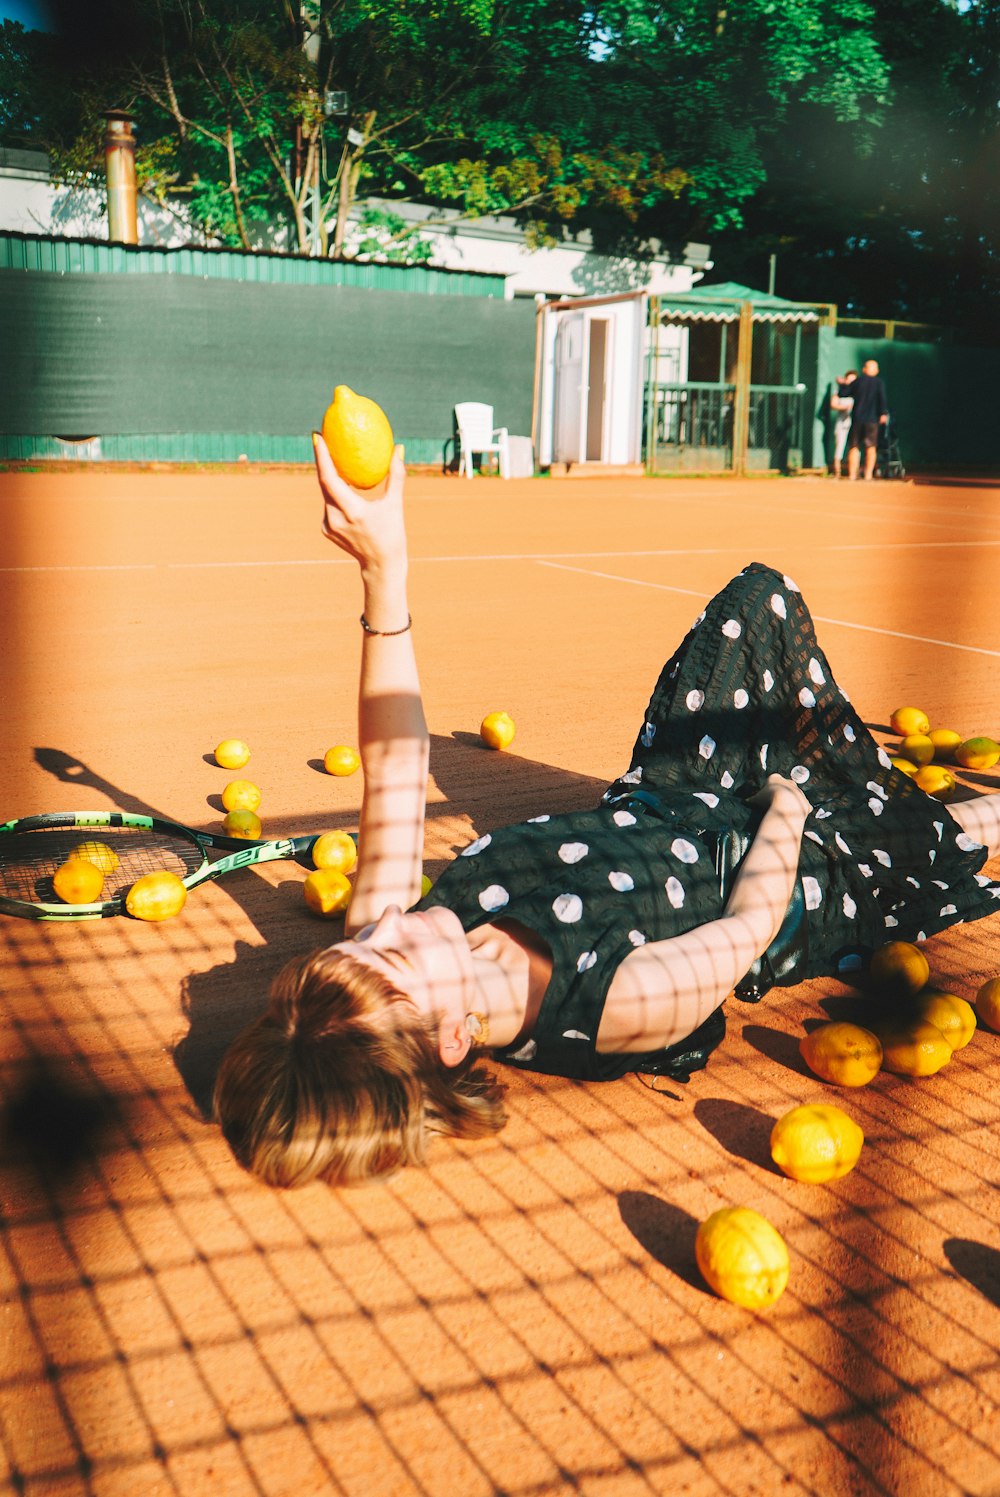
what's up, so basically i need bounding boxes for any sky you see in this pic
[0,1,53,28]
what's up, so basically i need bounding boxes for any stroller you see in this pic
[876,415,906,479]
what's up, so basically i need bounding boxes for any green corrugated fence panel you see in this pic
[0,433,451,464]
[0,230,505,296]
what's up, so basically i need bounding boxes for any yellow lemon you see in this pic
[770,1104,865,1184]
[480,711,516,750]
[321,385,394,490]
[420,873,434,898]
[874,1017,952,1076]
[867,940,930,999]
[954,736,1000,772]
[223,809,262,840]
[67,839,120,874]
[800,1022,883,1087]
[890,757,919,778]
[215,738,251,769]
[125,870,187,922]
[695,1207,790,1311]
[975,977,1000,1032]
[52,858,105,905]
[912,989,976,1051]
[324,744,361,776]
[311,830,358,874]
[221,779,262,813]
[928,728,962,762]
[890,707,930,737]
[303,868,352,917]
[900,733,934,768]
[914,764,956,801]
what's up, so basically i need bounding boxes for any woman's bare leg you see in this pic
[948,792,1000,858]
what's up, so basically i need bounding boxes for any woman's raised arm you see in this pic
[312,435,429,935]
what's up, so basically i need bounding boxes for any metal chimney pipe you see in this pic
[104,111,138,244]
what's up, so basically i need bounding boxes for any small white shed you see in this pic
[534,291,648,472]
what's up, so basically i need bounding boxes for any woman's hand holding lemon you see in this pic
[313,405,408,582]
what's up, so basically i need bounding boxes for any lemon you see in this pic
[874,1017,952,1076]
[67,839,120,874]
[221,779,262,813]
[695,1207,790,1311]
[480,711,516,751]
[125,870,187,922]
[800,1022,883,1087]
[954,736,1000,772]
[899,733,934,768]
[975,977,1000,1032]
[420,872,434,898]
[324,745,361,776]
[867,940,930,999]
[215,738,251,769]
[914,764,956,801]
[890,707,930,737]
[52,858,105,905]
[303,868,352,917]
[770,1104,865,1184]
[890,757,919,778]
[913,990,976,1050]
[223,809,262,840]
[321,385,394,490]
[311,830,358,874]
[928,728,962,762]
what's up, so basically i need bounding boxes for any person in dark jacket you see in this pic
[844,359,889,480]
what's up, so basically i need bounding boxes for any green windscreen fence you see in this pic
[1,244,537,463]
[814,326,1000,472]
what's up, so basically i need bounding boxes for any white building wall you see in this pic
[0,157,711,301]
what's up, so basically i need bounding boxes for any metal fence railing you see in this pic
[645,381,808,473]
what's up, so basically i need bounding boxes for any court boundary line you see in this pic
[538,560,1000,660]
[7,536,1000,575]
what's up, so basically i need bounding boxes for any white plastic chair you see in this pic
[455,402,510,479]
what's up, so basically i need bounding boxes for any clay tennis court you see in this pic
[1,467,999,1497]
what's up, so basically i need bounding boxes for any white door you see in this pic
[553,313,586,463]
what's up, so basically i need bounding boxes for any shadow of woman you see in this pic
[427,731,611,841]
[618,1189,705,1293]
[943,1239,1000,1308]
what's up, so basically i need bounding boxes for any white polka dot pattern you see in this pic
[664,877,685,909]
[613,810,637,827]
[558,842,589,864]
[552,893,583,923]
[671,838,699,864]
[478,884,509,911]
[803,876,822,910]
[686,689,705,712]
[461,834,492,857]
[608,871,634,892]
[722,619,742,639]
[576,951,597,972]
[770,593,787,619]
[628,930,647,945]
[734,688,749,709]
[699,735,716,760]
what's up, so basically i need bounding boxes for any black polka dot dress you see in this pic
[416,563,1000,1083]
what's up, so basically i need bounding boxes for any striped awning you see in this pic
[658,282,820,324]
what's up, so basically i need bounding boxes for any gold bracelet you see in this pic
[360,613,412,636]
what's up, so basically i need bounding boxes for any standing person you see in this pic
[830,370,857,478]
[212,435,1000,1189]
[844,359,889,480]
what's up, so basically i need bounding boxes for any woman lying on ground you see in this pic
[214,438,1000,1188]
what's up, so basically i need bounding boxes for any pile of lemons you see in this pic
[696,940,1000,1313]
[888,705,1000,802]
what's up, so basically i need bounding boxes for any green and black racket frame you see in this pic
[0,812,341,921]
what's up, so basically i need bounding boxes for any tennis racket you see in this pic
[0,812,344,921]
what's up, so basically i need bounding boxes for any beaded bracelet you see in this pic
[360,613,412,636]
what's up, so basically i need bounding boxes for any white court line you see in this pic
[6,537,1000,575]
[538,560,1000,660]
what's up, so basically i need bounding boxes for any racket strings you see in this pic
[0,829,204,904]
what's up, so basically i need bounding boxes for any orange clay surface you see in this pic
[1,467,1000,1497]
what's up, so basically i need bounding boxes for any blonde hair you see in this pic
[213,946,506,1188]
